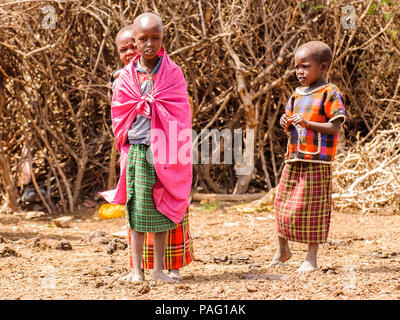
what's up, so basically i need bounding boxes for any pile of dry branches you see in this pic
[0,0,399,214]
[333,123,400,214]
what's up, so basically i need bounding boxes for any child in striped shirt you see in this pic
[271,41,345,272]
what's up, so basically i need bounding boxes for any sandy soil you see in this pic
[1,202,400,300]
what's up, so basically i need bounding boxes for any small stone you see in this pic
[249,262,262,271]
[0,245,21,257]
[56,239,72,250]
[335,290,343,296]
[106,241,117,255]
[246,284,258,293]
[194,255,208,263]
[105,265,116,276]
[53,216,74,228]
[370,251,381,258]
[321,264,338,273]
[107,239,127,254]
[93,231,107,238]
[25,211,46,220]
[150,280,158,287]
[214,286,224,294]
[231,254,251,264]
[138,284,150,294]
[32,238,49,250]
[175,284,190,291]
[92,236,112,246]
[82,231,107,242]
[213,255,230,264]
[111,230,127,239]
[88,268,104,277]
[95,281,105,288]
[114,239,127,250]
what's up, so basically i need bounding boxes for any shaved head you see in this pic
[296,41,332,67]
[116,24,134,42]
[133,12,163,35]
[132,12,163,63]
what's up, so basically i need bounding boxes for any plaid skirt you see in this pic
[126,144,177,233]
[274,161,332,244]
[127,209,194,270]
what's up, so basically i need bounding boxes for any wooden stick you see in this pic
[192,193,265,202]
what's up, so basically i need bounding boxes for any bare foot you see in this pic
[296,260,317,273]
[168,269,181,281]
[152,271,178,283]
[120,270,144,284]
[119,272,133,282]
[269,250,292,266]
[131,271,145,284]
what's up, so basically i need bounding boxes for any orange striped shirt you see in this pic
[285,83,345,163]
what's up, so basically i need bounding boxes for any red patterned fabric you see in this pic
[274,162,332,244]
[285,83,345,163]
[127,209,194,270]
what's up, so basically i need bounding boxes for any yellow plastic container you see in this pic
[98,204,125,219]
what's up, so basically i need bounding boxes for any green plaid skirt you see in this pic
[126,144,177,233]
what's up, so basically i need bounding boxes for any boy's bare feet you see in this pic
[269,249,292,266]
[296,244,318,272]
[119,270,145,284]
[131,270,145,284]
[269,236,292,266]
[168,269,181,280]
[152,271,178,283]
[119,273,133,282]
[296,259,317,273]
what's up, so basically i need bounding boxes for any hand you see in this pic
[113,69,122,80]
[291,114,309,128]
[280,114,293,129]
[280,114,294,133]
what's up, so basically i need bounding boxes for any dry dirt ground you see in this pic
[1,202,400,300]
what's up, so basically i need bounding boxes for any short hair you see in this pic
[116,25,134,42]
[133,12,163,33]
[296,41,332,67]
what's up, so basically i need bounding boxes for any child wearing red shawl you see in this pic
[104,13,193,283]
[110,23,194,282]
